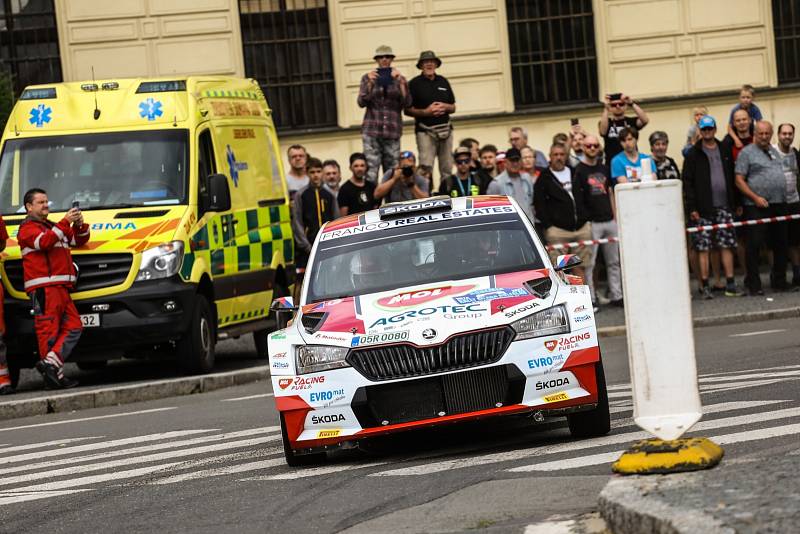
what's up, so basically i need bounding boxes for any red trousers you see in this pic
[30,286,82,368]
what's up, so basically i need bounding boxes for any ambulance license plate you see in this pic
[80,314,100,328]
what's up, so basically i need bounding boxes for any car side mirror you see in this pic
[270,297,298,330]
[206,173,231,212]
[554,254,582,272]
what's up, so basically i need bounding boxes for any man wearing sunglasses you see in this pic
[358,45,411,184]
[439,146,489,197]
[599,92,649,164]
[683,115,744,299]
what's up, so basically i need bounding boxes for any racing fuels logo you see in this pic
[278,376,326,390]
[278,378,293,389]
[376,285,473,309]
[544,340,558,352]
[545,333,591,352]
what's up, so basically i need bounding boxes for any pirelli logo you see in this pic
[544,392,569,403]
[317,429,341,439]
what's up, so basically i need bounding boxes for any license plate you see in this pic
[80,313,100,328]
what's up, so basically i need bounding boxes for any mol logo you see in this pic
[278,378,293,390]
[376,285,473,309]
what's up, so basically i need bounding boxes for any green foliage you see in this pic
[0,70,14,132]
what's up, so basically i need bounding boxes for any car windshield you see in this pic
[306,213,544,303]
[0,130,188,214]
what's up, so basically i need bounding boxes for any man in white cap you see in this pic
[358,45,411,184]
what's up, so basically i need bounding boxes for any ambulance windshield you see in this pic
[0,129,188,214]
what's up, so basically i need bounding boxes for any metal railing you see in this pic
[773,0,800,85]
[505,0,598,108]
[238,0,337,131]
[0,0,62,97]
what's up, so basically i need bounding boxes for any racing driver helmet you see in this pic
[351,248,391,289]
[470,230,500,270]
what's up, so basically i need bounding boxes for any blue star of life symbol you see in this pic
[227,145,240,187]
[29,104,52,128]
[138,98,163,121]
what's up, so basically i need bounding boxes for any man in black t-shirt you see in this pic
[575,134,623,308]
[337,153,377,216]
[405,50,456,181]
[439,147,488,197]
[599,92,649,163]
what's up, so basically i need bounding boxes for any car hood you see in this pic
[298,269,558,348]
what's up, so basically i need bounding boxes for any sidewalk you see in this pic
[599,452,800,534]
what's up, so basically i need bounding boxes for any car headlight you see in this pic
[135,241,184,282]
[296,345,350,374]
[512,304,570,340]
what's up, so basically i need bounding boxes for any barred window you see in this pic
[0,0,62,95]
[239,0,337,131]
[773,0,800,85]
[505,0,598,108]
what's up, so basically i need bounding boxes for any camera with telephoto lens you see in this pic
[402,166,414,178]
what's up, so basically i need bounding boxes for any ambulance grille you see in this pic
[3,253,133,293]
[347,327,514,381]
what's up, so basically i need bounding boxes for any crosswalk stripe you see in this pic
[369,406,800,477]
[524,519,576,533]
[0,430,216,465]
[153,458,287,484]
[0,427,280,477]
[0,436,281,487]
[609,400,787,428]
[0,407,177,433]
[221,393,275,402]
[251,461,390,481]
[700,364,800,378]
[701,379,783,393]
[0,489,93,505]
[730,329,786,337]
[509,421,800,472]
[0,437,103,454]
[701,370,800,383]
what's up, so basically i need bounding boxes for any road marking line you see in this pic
[0,437,104,454]
[730,329,786,337]
[509,421,800,472]
[609,400,787,428]
[0,407,177,433]
[700,370,800,383]
[0,430,216,466]
[700,364,800,378]
[221,393,274,402]
[251,461,390,480]
[524,520,576,534]
[701,379,783,394]
[0,427,280,477]
[370,406,800,477]
[152,458,287,484]
[0,489,93,506]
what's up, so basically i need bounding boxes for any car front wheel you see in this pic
[567,359,611,439]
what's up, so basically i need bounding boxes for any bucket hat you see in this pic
[416,50,442,69]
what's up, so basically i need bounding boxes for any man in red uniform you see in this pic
[17,188,89,389]
[0,212,10,394]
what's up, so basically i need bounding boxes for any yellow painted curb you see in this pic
[612,437,724,475]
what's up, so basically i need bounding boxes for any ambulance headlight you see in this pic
[512,305,570,340]
[296,345,349,374]
[136,241,184,282]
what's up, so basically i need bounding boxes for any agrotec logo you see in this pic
[376,285,474,309]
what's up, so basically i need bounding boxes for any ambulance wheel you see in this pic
[177,295,216,374]
[280,412,326,467]
[567,360,611,439]
[253,284,287,359]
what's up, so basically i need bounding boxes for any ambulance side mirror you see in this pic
[206,174,231,212]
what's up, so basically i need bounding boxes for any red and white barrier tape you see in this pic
[546,213,800,251]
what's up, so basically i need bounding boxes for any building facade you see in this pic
[2,0,799,176]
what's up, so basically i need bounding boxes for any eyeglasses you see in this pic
[455,159,471,165]
[583,143,599,149]
[376,55,393,60]
[610,102,625,108]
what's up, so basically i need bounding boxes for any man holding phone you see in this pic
[599,92,649,163]
[17,189,89,390]
[358,45,411,184]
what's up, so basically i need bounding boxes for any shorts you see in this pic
[691,207,737,251]
[788,202,800,247]
[545,223,592,266]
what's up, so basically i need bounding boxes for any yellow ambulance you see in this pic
[0,77,295,381]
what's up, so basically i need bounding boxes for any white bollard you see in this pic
[615,179,701,441]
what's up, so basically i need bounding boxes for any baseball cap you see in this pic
[400,150,415,160]
[496,151,507,162]
[698,115,716,129]
[453,146,471,159]
[505,147,522,160]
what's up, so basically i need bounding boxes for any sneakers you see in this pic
[609,298,624,308]
[591,301,600,313]
[724,284,745,297]
[35,360,78,390]
[701,286,714,300]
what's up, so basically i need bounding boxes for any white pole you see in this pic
[615,179,702,440]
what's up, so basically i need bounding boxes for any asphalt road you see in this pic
[0,318,798,533]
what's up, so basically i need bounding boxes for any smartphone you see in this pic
[71,200,80,210]
[376,67,393,88]
[570,118,580,126]
[608,92,622,101]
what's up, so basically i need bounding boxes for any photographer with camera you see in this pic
[599,92,649,163]
[374,150,429,203]
[358,45,411,184]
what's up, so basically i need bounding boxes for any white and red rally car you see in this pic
[269,196,610,466]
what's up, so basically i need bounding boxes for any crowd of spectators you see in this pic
[288,53,800,308]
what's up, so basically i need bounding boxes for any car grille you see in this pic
[347,327,515,381]
[351,364,526,427]
[3,253,133,293]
